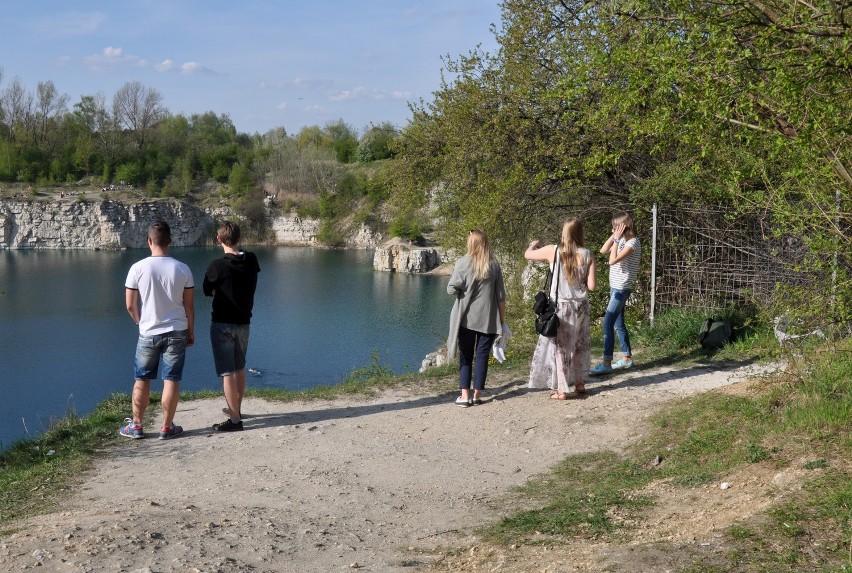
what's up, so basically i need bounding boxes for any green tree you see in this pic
[356,122,398,163]
[325,119,358,163]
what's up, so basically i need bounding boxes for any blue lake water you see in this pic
[0,247,451,450]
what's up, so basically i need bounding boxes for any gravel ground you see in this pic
[0,360,777,572]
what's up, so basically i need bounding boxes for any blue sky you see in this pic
[0,1,502,135]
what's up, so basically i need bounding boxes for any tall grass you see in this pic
[483,313,851,572]
[0,393,130,525]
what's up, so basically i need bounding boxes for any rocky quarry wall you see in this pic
[0,199,385,251]
[0,199,215,249]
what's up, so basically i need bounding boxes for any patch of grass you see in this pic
[483,452,655,543]
[479,317,851,571]
[640,392,775,486]
[0,393,130,525]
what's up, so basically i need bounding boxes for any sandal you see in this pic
[575,382,586,395]
[550,392,568,400]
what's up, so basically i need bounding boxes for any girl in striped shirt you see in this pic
[591,212,640,375]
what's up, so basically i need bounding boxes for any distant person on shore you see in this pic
[525,218,596,399]
[203,221,260,432]
[590,212,640,375]
[122,220,195,439]
[447,229,507,407]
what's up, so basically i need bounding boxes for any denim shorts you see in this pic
[134,330,188,382]
[210,322,250,377]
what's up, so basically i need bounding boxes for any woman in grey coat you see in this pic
[447,230,507,407]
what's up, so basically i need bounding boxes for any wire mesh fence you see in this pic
[649,204,837,319]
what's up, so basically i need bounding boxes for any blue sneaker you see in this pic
[590,363,614,376]
[119,418,144,439]
[159,424,184,440]
[612,358,634,369]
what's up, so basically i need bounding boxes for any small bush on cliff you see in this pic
[388,213,425,242]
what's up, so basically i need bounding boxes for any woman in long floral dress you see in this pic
[525,218,597,399]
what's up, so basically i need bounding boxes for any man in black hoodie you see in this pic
[203,221,260,431]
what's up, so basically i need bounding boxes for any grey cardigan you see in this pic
[446,256,506,360]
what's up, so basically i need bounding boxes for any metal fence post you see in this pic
[650,203,658,328]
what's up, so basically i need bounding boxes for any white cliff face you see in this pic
[0,199,215,249]
[0,200,384,251]
[344,224,384,249]
[271,215,384,249]
[271,214,321,246]
[372,243,445,273]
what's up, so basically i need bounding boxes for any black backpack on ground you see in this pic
[699,318,732,350]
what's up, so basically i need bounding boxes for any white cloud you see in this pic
[84,48,214,75]
[276,101,288,110]
[155,59,175,72]
[329,87,368,102]
[180,62,204,74]
[329,87,412,102]
[84,46,147,72]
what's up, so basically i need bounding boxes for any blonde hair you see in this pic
[559,218,586,285]
[612,212,636,240]
[466,229,493,280]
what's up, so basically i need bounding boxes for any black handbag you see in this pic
[533,248,560,338]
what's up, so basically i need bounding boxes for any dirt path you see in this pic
[0,361,777,572]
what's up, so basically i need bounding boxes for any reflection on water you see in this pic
[0,247,451,448]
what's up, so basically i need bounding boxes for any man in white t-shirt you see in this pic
[121,221,195,440]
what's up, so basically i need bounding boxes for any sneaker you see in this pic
[119,418,144,439]
[454,396,471,408]
[589,363,614,376]
[612,358,634,369]
[213,419,244,432]
[471,398,483,406]
[159,424,184,440]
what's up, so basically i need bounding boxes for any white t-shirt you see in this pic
[609,237,641,290]
[125,256,194,336]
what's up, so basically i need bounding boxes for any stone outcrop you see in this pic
[420,349,448,373]
[373,240,445,273]
[271,214,320,246]
[271,215,383,249]
[344,224,384,249]
[0,199,214,249]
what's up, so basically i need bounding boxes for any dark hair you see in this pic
[148,220,172,247]
[217,221,241,247]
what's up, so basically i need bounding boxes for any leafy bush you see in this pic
[388,214,424,241]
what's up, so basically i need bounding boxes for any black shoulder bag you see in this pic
[533,248,560,338]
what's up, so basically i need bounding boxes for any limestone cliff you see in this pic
[0,199,214,249]
[0,198,383,250]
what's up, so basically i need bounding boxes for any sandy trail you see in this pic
[0,361,773,572]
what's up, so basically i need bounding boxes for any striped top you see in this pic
[609,237,640,290]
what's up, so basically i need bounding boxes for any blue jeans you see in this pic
[602,289,632,361]
[210,323,251,376]
[458,327,497,391]
[134,330,188,382]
